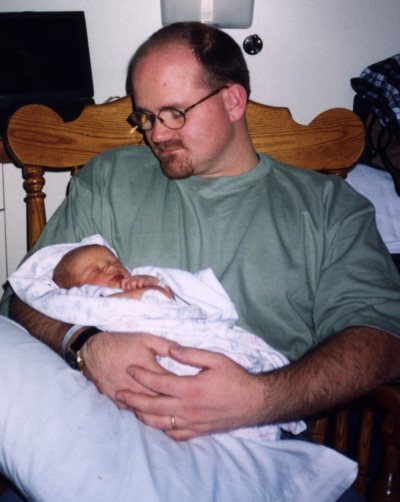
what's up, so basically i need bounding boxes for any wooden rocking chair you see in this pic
[3,96,400,500]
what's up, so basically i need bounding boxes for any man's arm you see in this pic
[10,295,70,352]
[116,326,400,440]
[9,293,175,403]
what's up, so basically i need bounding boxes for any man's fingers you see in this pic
[145,338,184,358]
[116,390,183,423]
[168,344,232,369]
[165,429,198,440]
[126,365,192,396]
[134,411,199,440]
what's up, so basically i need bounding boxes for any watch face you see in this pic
[64,327,99,371]
[65,348,79,370]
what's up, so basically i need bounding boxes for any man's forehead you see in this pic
[140,41,193,64]
[131,43,202,94]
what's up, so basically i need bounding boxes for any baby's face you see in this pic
[72,246,130,288]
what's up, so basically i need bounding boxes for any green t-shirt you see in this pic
[2,146,400,360]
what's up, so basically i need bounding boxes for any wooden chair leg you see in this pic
[371,412,400,501]
[334,409,349,455]
[23,164,47,250]
[311,416,329,445]
[354,408,374,498]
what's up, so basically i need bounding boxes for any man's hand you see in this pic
[81,332,175,407]
[115,327,400,440]
[116,345,265,439]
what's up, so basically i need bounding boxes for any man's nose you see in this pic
[148,118,175,143]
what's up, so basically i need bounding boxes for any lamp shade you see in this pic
[161,0,255,28]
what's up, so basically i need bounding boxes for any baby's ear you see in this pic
[222,84,248,122]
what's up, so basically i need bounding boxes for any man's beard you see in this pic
[155,142,194,179]
[160,156,194,179]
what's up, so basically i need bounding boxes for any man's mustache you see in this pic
[155,140,184,151]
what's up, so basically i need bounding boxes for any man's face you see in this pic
[132,44,236,179]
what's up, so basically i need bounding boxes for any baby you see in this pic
[52,243,175,300]
[10,234,306,441]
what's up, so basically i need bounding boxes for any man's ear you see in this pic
[222,84,248,122]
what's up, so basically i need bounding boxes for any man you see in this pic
[1,21,399,500]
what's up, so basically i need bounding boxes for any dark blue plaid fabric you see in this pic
[351,54,400,130]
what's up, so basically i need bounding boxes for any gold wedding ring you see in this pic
[170,415,177,430]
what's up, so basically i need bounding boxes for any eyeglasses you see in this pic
[127,86,227,132]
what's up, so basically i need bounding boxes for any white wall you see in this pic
[1,0,400,284]
[2,0,399,120]
[247,0,400,121]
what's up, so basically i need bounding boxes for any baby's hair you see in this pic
[53,244,106,289]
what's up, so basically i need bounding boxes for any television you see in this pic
[0,11,94,132]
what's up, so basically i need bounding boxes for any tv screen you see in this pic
[0,11,94,107]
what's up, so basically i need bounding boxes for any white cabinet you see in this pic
[3,162,26,281]
[1,161,70,286]
[0,210,5,293]
[0,166,6,292]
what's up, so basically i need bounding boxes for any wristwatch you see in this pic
[65,327,101,371]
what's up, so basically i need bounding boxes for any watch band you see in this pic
[65,327,101,371]
[60,324,82,358]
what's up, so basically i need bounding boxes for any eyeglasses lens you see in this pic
[158,108,186,130]
[129,108,186,132]
[130,112,152,131]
